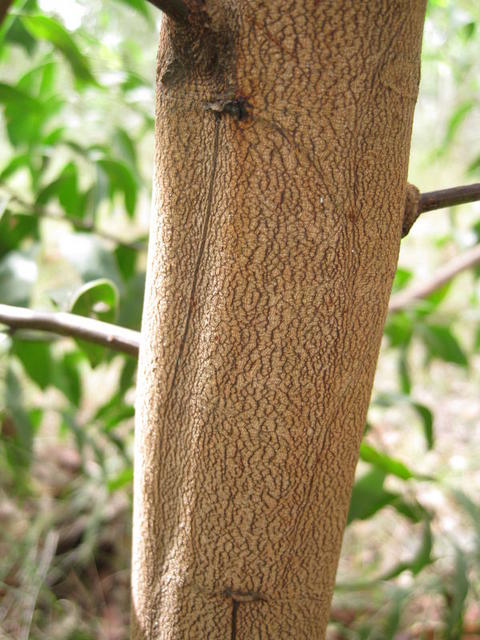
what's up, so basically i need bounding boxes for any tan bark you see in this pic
[131,1,427,638]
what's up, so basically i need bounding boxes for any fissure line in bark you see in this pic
[167,115,220,398]
[224,589,266,640]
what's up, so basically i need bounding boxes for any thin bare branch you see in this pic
[145,0,190,23]
[0,304,140,357]
[418,182,480,213]
[389,243,480,314]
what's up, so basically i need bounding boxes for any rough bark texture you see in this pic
[131,1,426,638]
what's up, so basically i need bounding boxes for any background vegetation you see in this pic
[0,0,479,637]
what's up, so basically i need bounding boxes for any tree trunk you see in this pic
[131,1,426,638]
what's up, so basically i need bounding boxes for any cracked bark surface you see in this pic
[131,1,427,637]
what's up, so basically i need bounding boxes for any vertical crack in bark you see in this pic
[231,600,239,640]
[168,115,221,399]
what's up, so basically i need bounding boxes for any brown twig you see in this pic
[418,183,480,213]
[0,0,13,27]
[145,0,190,23]
[389,243,480,314]
[0,304,140,357]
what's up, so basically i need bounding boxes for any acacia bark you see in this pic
[131,1,427,638]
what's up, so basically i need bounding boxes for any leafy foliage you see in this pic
[0,0,480,638]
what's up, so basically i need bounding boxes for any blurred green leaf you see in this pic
[21,15,96,85]
[384,312,413,348]
[443,547,469,639]
[0,210,38,258]
[381,519,433,580]
[3,16,38,55]
[0,153,31,180]
[70,278,118,323]
[373,393,434,451]
[115,244,138,281]
[119,357,137,395]
[438,100,475,154]
[2,366,36,477]
[117,271,145,330]
[417,323,468,367]
[0,250,37,306]
[112,127,139,173]
[59,233,122,286]
[12,339,53,390]
[359,442,417,480]
[468,154,480,175]
[113,0,153,22]
[37,162,82,218]
[97,158,138,217]
[0,81,41,109]
[398,348,411,394]
[347,469,395,524]
[70,278,119,366]
[53,350,84,405]
[392,268,413,293]
[107,466,133,493]
[411,401,434,450]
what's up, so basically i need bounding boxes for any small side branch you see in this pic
[0,304,140,357]
[145,0,190,23]
[389,242,480,314]
[418,183,480,214]
[403,182,480,237]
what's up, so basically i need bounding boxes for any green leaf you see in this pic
[117,272,145,330]
[381,519,433,580]
[107,466,133,493]
[119,357,137,395]
[0,153,32,181]
[347,469,396,524]
[417,323,468,367]
[468,154,480,176]
[0,250,37,306]
[392,267,413,293]
[18,59,57,98]
[70,279,119,366]
[443,547,469,639]
[384,312,413,348]
[359,442,416,480]
[112,127,139,173]
[0,82,63,147]
[115,245,138,282]
[53,350,83,405]
[59,233,122,286]
[2,366,36,477]
[11,339,53,390]
[452,491,480,558]
[0,81,41,109]
[440,100,475,154]
[398,348,411,394]
[0,210,38,258]
[4,16,37,55]
[70,278,118,323]
[114,0,153,23]
[21,16,96,85]
[97,158,138,218]
[37,162,82,218]
[373,393,434,451]
[411,402,434,450]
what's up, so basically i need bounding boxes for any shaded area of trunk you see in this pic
[131,1,427,637]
